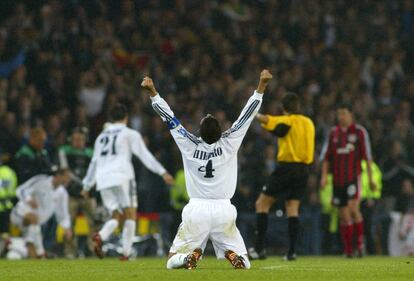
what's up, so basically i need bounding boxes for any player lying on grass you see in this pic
[82,104,174,260]
[141,69,272,269]
[8,169,72,258]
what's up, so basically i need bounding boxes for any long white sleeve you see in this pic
[15,176,45,202]
[130,131,167,176]
[221,91,263,151]
[82,142,98,190]
[53,186,71,229]
[151,94,200,156]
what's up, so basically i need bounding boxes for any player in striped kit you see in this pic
[141,69,272,269]
[82,104,174,260]
[320,103,376,257]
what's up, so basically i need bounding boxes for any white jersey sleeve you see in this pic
[15,176,43,202]
[82,144,98,191]
[129,130,167,176]
[221,91,263,151]
[151,94,201,156]
[53,186,71,229]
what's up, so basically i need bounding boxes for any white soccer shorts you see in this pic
[169,198,248,258]
[100,180,137,212]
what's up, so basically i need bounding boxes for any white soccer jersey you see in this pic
[82,123,167,191]
[12,175,70,228]
[151,91,263,199]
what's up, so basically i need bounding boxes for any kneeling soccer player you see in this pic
[141,69,272,269]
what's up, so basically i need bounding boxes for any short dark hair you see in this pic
[200,114,222,144]
[110,104,128,121]
[282,93,300,113]
[337,102,353,112]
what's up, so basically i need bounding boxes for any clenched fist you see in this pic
[141,76,157,96]
[260,69,273,84]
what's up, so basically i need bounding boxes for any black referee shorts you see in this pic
[262,162,310,200]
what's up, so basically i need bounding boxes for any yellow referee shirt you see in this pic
[262,114,315,164]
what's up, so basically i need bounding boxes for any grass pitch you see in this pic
[0,256,413,281]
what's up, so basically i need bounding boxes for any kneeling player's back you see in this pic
[182,139,241,200]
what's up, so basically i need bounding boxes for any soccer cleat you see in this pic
[224,250,246,269]
[248,247,267,260]
[356,249,364,258]
[283,253,297,261]
[184,248,203,270]
[92,233,104,259]
[119,255,129,261]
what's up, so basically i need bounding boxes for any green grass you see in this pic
[0,256,413,281]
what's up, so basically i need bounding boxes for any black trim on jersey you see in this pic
[186,132,201,144]
[153,104,172,121]
[153,103,201,145]
[222,99,260,138]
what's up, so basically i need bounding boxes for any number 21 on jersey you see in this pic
[100,134,118,156]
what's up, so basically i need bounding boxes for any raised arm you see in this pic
[221,69,272,150]
[141,76,201,156]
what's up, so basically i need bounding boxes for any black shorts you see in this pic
[332,181,360,207]
[262,162,310,200]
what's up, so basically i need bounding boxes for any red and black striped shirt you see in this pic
[321,123,372,187]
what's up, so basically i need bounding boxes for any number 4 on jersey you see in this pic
[198,160,215,178]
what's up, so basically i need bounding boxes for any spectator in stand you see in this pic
[14,127,53,183]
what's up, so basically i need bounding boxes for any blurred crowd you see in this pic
[1,0,414,257]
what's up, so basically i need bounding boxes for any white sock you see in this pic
[25,225,37,244]
[26,225,44,256]
[34,226,45,256]
[99,219,119,241]
[166,253,188,269]
[122,219,136,257]
[242,254,251,269]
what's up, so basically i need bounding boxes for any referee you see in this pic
[249,93,315,261]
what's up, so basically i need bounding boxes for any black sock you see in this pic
[288,217,299,255]
[255,213,268,252]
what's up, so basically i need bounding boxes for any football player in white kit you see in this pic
[9,169,72,258]
[141,69,272,269]
[82,104,174,260]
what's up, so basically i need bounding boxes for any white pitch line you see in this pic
[261,265,290,270]
[260,265,339,272]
